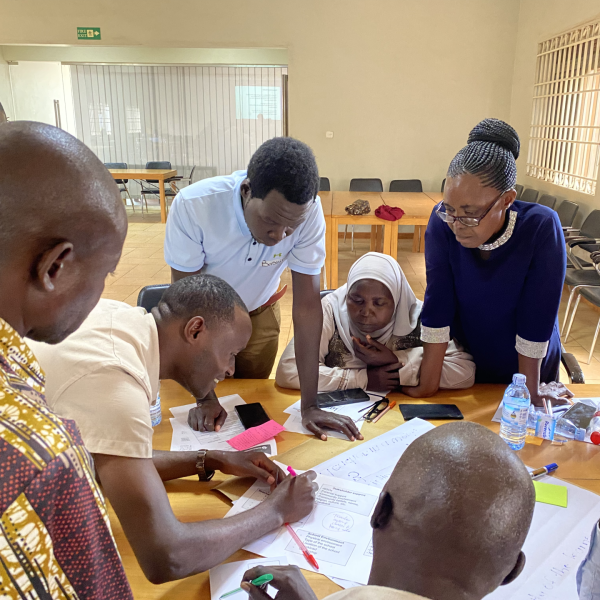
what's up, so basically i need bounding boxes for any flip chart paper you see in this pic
[225,473,380,584]
[313,418,436,488]
[228,420,285,451]
[533,480,568,507]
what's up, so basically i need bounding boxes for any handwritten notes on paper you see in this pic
[485,478,600,600]
[228,420,285,451]
[225,473,379,584]
[313,418,435,488]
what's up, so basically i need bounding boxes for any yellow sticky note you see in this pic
[533,481,568,507]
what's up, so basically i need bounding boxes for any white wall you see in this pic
[0,0,521,192]
[0,48,14,120]
[9,61,68,126]
[0,46,288,66]
[510,1,600,221]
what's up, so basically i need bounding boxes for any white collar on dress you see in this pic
[478,210,518,251]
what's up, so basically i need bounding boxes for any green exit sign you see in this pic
[77,27,101,40]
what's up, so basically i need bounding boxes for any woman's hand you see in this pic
[530,381,574,408]
[367,363,402,392]
[352,335,398,367]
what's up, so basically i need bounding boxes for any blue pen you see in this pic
[530,463,558,480]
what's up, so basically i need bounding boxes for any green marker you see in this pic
[219,573,274,598]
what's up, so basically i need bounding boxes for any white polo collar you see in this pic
[232,176,252,237]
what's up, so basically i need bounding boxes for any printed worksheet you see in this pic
[224,473,380,584]
[169,394,276,456]
[313,418,435,488]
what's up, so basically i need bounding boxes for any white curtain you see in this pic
[69,64,287,191]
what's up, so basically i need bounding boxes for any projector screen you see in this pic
[235,86,281,120]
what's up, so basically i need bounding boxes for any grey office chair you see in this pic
[349,179,383,192]
[345,179,384,250]
[441,178,446,193]
[515,184,524,199]
[105,162,135,211]
[137,284,170,312]
[563,251,600,365]
[520,188,540,203]
[139,161,180,213]
[319,177,331,192]
[389,180,423,193]
[556,200,579,229]
[538,194,557,209]
[564,209,600,270]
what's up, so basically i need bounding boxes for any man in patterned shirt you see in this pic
[0,122,132,599]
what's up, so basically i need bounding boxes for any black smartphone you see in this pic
[235,403,270,429]
[399,404,464,421]
[316,388,371,408]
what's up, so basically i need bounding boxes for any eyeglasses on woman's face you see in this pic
[436,190,508,227]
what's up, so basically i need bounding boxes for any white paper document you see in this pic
[209,556,288,600]
[313,418,436,488]
[487,477,600,600]
[169,394,276,456]
[224,474,380,584]
[282,398,377,439]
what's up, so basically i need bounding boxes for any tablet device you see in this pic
[235,403,270,429]
[399,404,464,421]
[316,388,371,408]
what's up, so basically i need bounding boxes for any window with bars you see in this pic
[527,20,600,196]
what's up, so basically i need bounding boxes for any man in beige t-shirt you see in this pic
[30,274,319,584]
[240,422,536,600]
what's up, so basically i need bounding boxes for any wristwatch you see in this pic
[195,450,215,481]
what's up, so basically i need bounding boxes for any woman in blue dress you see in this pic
[407,118,573,406]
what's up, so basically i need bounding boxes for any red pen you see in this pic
[285,465,319,570]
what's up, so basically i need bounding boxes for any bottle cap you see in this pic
[591,431,600,445]
[512,373,526,386]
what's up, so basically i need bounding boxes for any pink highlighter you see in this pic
[285,466,319,570]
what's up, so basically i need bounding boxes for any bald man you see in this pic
[240,421,536,600]
[0,122,132,598]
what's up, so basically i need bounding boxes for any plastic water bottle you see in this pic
[499,374,530,450]
[554,418,586,443]
[150,383,162,427]
[586,411,600,445]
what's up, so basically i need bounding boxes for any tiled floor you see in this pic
[104,207,600,383]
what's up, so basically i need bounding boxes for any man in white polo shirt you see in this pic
[165,137,362,442]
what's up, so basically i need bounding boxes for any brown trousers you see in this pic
[234,301,281,379]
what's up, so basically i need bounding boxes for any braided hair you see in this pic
[447,118,520,192]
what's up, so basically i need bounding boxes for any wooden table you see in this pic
[111,379,600,599]
[109,168,178,224]
[330,192,437,288]
[380,192,436,257]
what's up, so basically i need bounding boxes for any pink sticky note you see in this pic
[227,420,285,451]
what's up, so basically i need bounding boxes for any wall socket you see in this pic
[326,131,334,138]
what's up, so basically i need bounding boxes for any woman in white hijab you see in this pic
[276,252,475,393]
